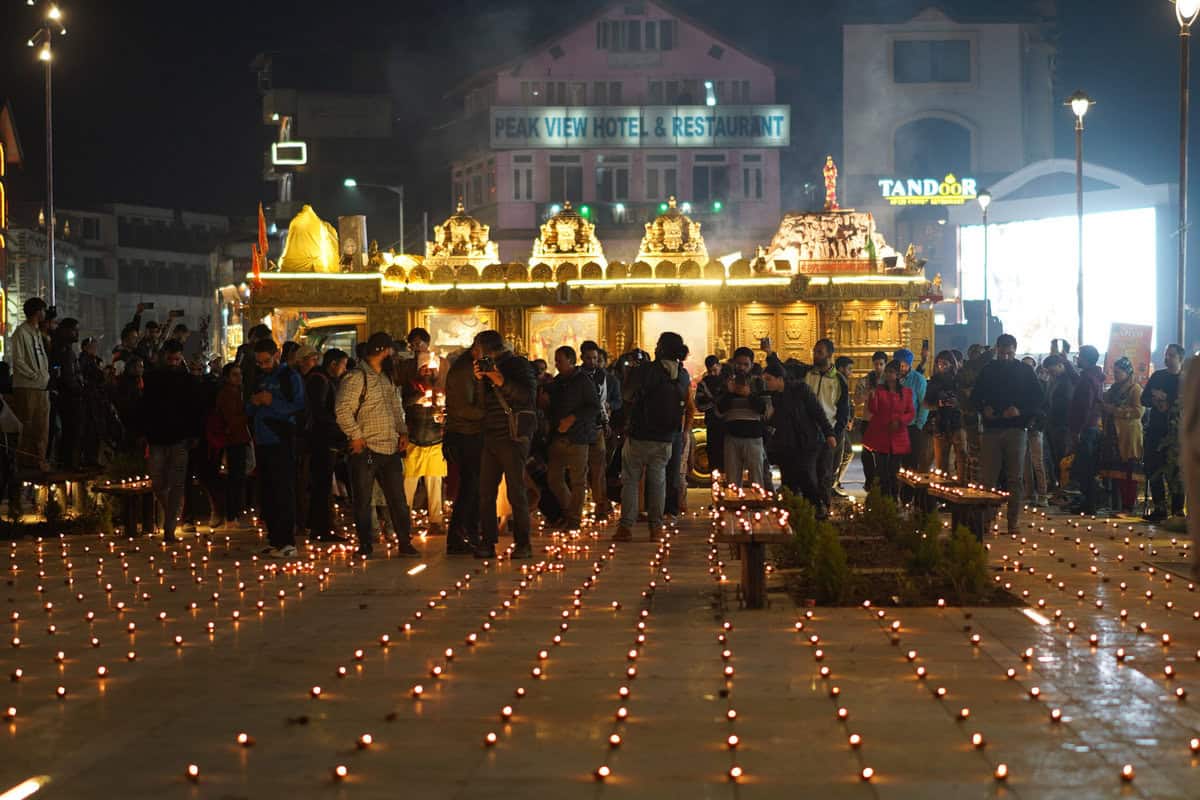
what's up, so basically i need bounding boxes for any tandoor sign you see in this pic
[878,174,978,206]
[490,105,790,149]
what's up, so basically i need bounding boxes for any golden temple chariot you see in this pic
[248,192,937,375]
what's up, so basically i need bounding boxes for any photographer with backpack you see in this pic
[612,332,689,542]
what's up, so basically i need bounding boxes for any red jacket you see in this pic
[863,386,915,455]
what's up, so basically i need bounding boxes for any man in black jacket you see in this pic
[304,347,348,541]
[141,340,200,543]
[546,346,601,530]
[717,347,768,487]
[444,343,486,554]
[763,363,837,512]
[474,330,537,560]
[613,332,689,542]
[973,333,1045,534]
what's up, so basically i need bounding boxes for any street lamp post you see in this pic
[27,2,66,306]
[1176,0,1200,347]
[977,189,992,345]
[1066,90,1094,349]
[343,178,405,254]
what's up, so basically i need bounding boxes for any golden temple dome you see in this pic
[531,200,605,266]
[637,196,706,263]
[425,200,499,263]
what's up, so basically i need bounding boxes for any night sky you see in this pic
[0,0,1190,221]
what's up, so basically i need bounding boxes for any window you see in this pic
[658,80,698,104]
[549,155,583,203]
[649,80,663,104]
[471,174,484,208]
[730,80,751,103]
[138,263,156,293]
[692,155,728,202]
[83,256,107,279]
[595,155,630,202]
[81,218,100,241]
[118,259,135,289]
[645,154,677,200]
[453,169,465,205]
[544,81,567,104]
[520,81,542,104]
[742,155,763,200]
[591,81,623,105]
[487,159,496,200]
[894,39,971,83]
[894,117,972,176]
[597,18,666,51]
[568,82,587,106]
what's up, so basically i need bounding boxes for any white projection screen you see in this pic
[958,207,1157,351]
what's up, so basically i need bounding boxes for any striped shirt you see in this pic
[335,365,407,455]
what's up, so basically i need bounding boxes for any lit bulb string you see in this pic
[585,527,673,782]
[981,506,1200,765]
[0,514,412,749]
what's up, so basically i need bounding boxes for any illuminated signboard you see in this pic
[490,105,790,149]
[879,173,977,206]
[271,141,308,166]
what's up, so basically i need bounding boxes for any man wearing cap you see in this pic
[395,328,449,537]
[10,297,51,471]
[894,347,928,499]
[336,332,418,558]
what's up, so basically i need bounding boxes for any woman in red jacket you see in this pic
[863,360,916,499]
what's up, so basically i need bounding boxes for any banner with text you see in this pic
[490,105,790,149]
[1104,322,1154,385]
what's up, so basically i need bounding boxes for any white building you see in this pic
[841,5,1057,306]
[6,204,231,352]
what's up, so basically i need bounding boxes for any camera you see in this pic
[475,356,495,373]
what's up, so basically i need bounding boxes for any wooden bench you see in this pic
[714,503,793,608]
[926,483,1008,540]
[18,468,104,517]
[91,479,156,537]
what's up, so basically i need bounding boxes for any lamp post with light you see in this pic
[1066,90,1093,349]
[343,178,405,254]
[1177,0,1200,347]
[26,1,66,305]
[977,189,992,345]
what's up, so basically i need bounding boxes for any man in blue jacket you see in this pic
[248,338,305,558]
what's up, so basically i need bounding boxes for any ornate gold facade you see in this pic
[251,201,937,375]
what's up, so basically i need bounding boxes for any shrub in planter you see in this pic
[861,485,902,540]
[812,521,850,603]
[772,490,820,569]
[939,525,989,602]
[906,513,945,576]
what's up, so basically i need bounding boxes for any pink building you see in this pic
[445,0,788,263]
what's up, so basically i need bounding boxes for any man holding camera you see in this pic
[336,332,418,559]
[472,330,537,560]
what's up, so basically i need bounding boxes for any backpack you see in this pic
[634,362,686,438]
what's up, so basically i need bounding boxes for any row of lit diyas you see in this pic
[202,507,610,784]
[982,504,1199,781]
[1,507,397,758]
[590,533,671,780]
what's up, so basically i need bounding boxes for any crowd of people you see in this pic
[0,291,1195,564]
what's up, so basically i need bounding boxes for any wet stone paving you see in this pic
[2,501,1200,799]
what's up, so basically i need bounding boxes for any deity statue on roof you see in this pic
[425,200,499,264]
[823,155,839,212]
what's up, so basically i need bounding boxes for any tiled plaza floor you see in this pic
[1,494,1197,799]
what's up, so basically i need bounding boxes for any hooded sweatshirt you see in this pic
[1068,364,1105,436]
